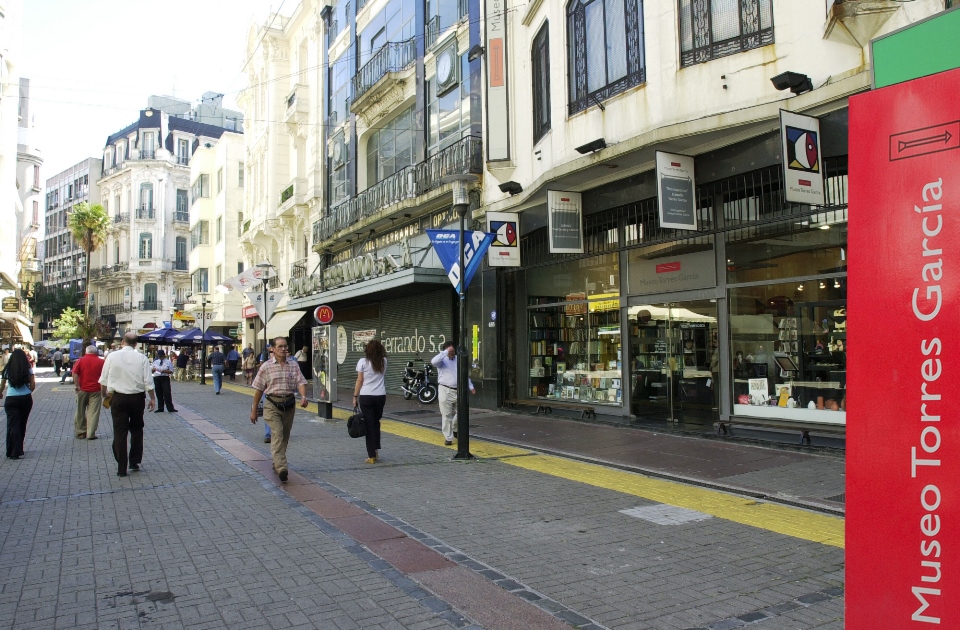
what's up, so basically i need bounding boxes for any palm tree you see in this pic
[67,202,109,318]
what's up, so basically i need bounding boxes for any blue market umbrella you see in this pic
[138,327,180,344]
[171,327,234,346]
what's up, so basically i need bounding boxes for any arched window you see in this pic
[567,0,645,115]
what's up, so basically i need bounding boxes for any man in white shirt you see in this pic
[431,341,475,445]
[53,349,64,376]
[150,350,177,413]
[99,332,156,477]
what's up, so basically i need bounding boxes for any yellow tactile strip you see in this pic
[222,383,845,548]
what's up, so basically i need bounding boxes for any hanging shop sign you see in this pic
[426,229,494,293]
[628,249,717,295]
[847,66,960,627]
[484,0,510,161]
[173,310,195,321]
[779,110,825,206]
[314,305,334,324]
[288,241,412,299]
[656,151,698,230]
[547,191,583,254]
[246,290,284,324]
[242,305,258,319]
[1,297,19,312]
[486,211,520,267]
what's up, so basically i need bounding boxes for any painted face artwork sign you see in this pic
[486,211,520,267]
[847,67,960,627]
[780,110,825,206]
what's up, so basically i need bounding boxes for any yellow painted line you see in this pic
[222,383,845,548]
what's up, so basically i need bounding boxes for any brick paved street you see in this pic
[0,370,845,629]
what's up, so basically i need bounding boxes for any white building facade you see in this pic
[92,100,243,335]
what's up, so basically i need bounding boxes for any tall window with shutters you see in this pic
[532,22,551,144]
[678,0,774,67]
[567,0,645,115]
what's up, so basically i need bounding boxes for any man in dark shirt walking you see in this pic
[208,346,226,394]
[175,349,190,381]
[225,346,240,381]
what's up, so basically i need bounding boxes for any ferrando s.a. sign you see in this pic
[847,67,960,627]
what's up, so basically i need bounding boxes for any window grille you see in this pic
[679,0,774,68]
[532,22,551,144]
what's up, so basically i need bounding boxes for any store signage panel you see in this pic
[2,297,19,312]
[312,325,336,403]
[656,152,697,230]
[547,191,583,253]
[426,229,494,293]
[628,249,716,295]
[245,290,284,324]
[779,111,825,206]
[314,305,334,325]
[288,241,412,298]
[847,67,960,628]
[486,211,520,267]
[485,0,510,161]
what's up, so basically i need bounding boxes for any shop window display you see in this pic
[729,278,846,424]
[528,297,623,406]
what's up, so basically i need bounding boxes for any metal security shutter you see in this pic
[335,316,380,395]
[379,291,453,395]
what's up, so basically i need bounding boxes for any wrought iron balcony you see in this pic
[173,260,188,271]
[173,301,186,311]
[136,206,155,219]
[113,213,130,225]
[176,155,189,165]
[138,301,163,311]
[100,303,128,316]
[352,39,416,105]
[141,149,156,159]
[425,16,440,51]
[291,258,308,279]
[173,211,190,223]
[313,135,482,246]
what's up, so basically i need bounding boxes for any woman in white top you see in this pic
[353,339,387,463]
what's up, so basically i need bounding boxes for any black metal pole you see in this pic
[200,301,207,385]
[454,204,472,460]
[262,279,268,362]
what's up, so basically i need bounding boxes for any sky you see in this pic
[22,0,294,179]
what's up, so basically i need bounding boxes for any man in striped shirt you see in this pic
[250,337,308,482]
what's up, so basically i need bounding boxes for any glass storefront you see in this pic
[729,277,846,424]
[526,255,622,407]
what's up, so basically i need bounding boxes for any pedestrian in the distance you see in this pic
[71,345,104,439]
[151,350,177,413]
[353,339,387,464]
[1,349,36,459]
[242,350,256,386]
[294,345,310,379]
[432,341,475,445]
[0,348,9,373]
[208,345,225,394]
[226,346,240,381]
[250,337,308,482]
[60,353,72,383]
[174,348,189,381]
[99,332,156,477]
[53,348,63,377]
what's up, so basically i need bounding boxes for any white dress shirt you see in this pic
[99,346,155,394]
[151,358,174,376]
[431,351,474,390]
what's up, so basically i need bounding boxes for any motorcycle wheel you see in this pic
[418,385,438,404]
[403,390,413,400]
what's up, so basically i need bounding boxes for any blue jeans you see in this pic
[212,365,224,392]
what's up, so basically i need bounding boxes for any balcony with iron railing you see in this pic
[136,206,155,220]
[351,39,417,111]
[425,16,440,51]
[278,178,307,216]
[172,260,189,272]
[176,155,189,165]
[100,303,129,316]
[140,148,156,160]
[284,84,309,126]
[138,301,163,311]
[173,211,190,224]
[313,135,482,247]
[173,301,186,311]
[89,262,130,281]
[113,213,130,226]
[291,258,308,279]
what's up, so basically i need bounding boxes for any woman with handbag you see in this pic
[353,340,387,464]
[1,349,37,459]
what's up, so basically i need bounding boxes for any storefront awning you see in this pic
[0,272,17,291]
[17,322,34,345]
[288,267,450,310]
[265,310,306,339]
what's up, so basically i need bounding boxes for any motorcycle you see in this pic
[401,353,438,404]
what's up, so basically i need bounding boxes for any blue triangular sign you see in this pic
[426,230,495,292]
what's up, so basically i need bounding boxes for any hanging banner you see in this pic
[245,290,284,324]
[780,110,825,206]
[656,151,698,230]
[486,211,520,267]
[847,66,960,628]
[484,0,510,161]
[222,263,275,292]
[426,230,494,293]
[547,191,583,253]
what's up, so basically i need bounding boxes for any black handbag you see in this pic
[347,406,366,438]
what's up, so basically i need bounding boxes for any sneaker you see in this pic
[364,457,377,464]
[444,440,453,446]
[278,470,288,482]
[130,464,140,471]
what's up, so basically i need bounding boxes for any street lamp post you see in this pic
[195,292,210,385]
[256,262,273,361]
[449,177,474,460]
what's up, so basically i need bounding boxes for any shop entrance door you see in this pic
[628,299,719,423]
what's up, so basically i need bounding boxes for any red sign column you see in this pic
[848,67,960,627]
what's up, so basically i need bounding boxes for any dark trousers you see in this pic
[54,360,62,376]
[5,394,33,458]
[111,392,145,474]
[153,376,173,411]
[226,360,238,380]
[358,395,385,458]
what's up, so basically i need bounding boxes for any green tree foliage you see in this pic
[51,307,112,346]
[67,202,109,316]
